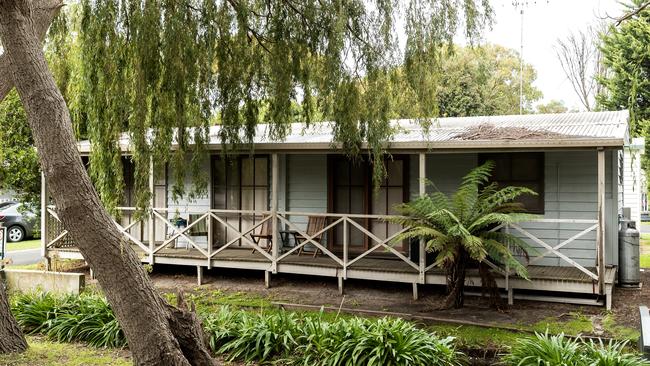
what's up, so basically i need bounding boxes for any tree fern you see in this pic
[391,161,539,308]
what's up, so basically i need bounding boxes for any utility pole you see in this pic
[511,0,550,114]
[519,7,524,115]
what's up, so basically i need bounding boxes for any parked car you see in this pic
[642,211,650,222]
[0,202,37,242]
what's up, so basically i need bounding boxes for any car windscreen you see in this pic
[0,203,18,214]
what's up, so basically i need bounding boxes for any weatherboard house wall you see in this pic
[162,150,619,267]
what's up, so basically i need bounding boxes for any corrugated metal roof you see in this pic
[77,110,629,153]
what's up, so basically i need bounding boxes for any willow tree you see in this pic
[0,0,492,364]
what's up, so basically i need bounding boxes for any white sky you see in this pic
[484,0,625,111]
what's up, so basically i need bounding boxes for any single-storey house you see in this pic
[43,110,636,309]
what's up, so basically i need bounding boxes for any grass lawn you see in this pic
[6,239,41,252]
[0,337,130,366]
[641,233,650,268]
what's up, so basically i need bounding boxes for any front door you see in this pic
[328,155,408,253]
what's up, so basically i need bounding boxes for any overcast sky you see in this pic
[483,0,625,111]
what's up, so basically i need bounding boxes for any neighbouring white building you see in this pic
[622,137,645,229]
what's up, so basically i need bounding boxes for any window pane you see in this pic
[386,160,403,186]
[372,188,387,215]
[212,158,226,187]
[335,188,350,213]
[227,160,239,187]
[350,161,365,185]
[371,219,387,240]
[350,187,364,214]
[241,188,254,210]
[387,187,403,214]
[350,218,364,247]
[518,182,542,213]
[512,155,542,181]
[241,158,253,185]
[213,188,226,209]
[486,154,511,181]
[255,188,268,210]
[255,158,268,185]
[335,159,350,185]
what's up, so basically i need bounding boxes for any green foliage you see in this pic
[11,292,126,348]
[0,91,41,211]
[432,45,543,117]
[14,292,463,365]
[537,100,569,114]
[503,332,649,366]
[392,162,537,280]
[203,306,464,366]
[598,1,650,187]
[294,315,464,366]
[71,0,492,209]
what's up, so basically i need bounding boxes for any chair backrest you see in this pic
[306,216,327,240]
[259,218,272,236]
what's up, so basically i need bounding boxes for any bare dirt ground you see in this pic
[147,264,647,334]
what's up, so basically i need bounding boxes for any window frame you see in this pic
[478,152,545,214]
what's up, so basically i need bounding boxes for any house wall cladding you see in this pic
[417,151,618,268]
[167,150,619,268]
[285,154,328,229]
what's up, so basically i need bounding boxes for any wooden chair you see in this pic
[250,218,273,253]
[294,216,327,257]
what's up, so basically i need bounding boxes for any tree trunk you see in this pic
[0,1,216,365]
[478,262,502,309]
[0,0,62,354]
[442,248,468,309]
[0,0,62,101]
[0,280,27,353]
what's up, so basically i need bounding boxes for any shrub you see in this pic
[11,292,126,348]
[295,316,464,366]
[201,308,464,365]
[583,339,649,366]
[204,308,299,362]
[503,332,650,366]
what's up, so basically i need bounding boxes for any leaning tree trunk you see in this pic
[442,248,469,309]
[0,0,66,354]
[0,1,216,365]
[0,281,27,353]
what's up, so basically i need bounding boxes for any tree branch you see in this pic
[616,1,650,26]
[0,0,63,102]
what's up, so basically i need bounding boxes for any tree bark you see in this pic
[0,281,27,353]
[442,248,468,309]
[0,0,61,354]
[0,1,216,365]
[0,0,61,101]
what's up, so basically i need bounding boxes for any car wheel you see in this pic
[7,226,25,242]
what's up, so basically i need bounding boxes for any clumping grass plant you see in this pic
[12,292,649,366]
[504,332,650,366]
[12,292,126,348]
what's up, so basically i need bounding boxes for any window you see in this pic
[479,153,545,214]
[212,156,269,245]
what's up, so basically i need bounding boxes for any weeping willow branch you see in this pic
[69,0,492,211]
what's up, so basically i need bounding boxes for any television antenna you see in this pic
[511,1,550,114]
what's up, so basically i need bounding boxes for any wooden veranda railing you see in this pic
[44,206,604,293]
